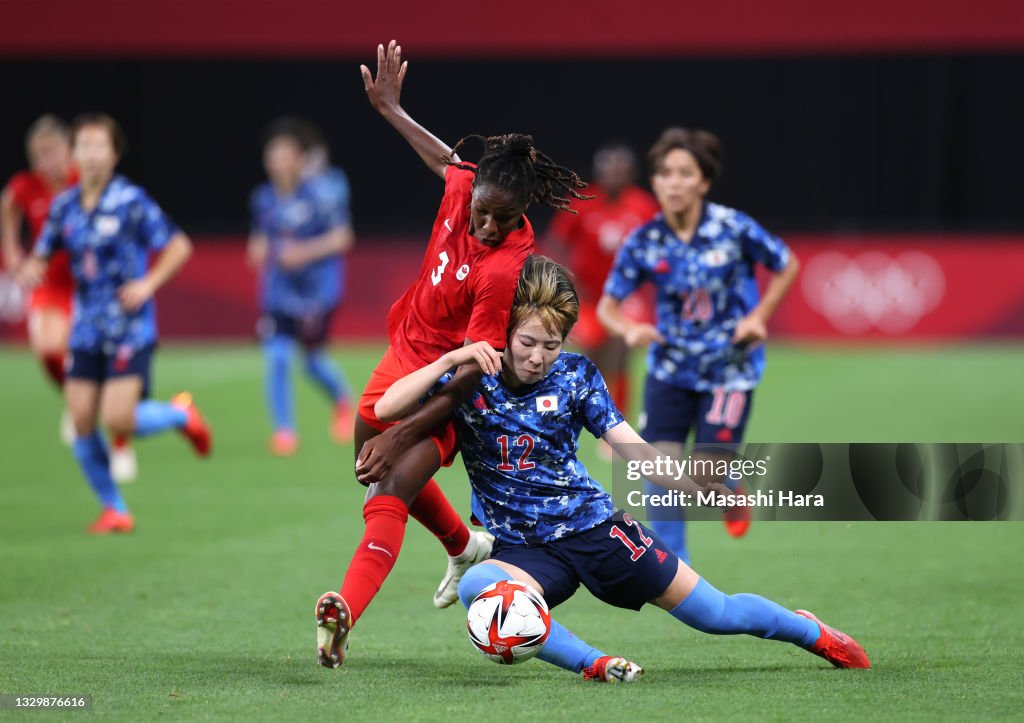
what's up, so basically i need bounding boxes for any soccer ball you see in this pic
[466,579,551,664]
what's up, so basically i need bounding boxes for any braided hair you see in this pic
[442,134,592,213]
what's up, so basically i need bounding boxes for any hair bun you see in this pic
[491,133,537,163]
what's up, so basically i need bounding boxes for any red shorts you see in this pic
[358,346,459,467]
[29,251,73,316]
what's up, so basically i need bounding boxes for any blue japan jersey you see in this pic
[250,169,350,317]
[603,202,791,391]
[34,175,178,353]
[451,353,624,546]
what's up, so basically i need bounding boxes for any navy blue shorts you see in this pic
[258,307,337,349]
[640,374,754,445]
[67,345,154,397]
[490,513,680,611]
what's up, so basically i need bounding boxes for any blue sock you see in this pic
[263,335,294,432]
[643,478,689,564]
[457,563,606,674]
[134,400,187,438]
[73,433,128,513]
[304,349,349,403]
[669,578,821,648]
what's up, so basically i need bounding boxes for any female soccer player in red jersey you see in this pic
[314,40,591,669]
[546,142,660,423]
[2,116,78,439]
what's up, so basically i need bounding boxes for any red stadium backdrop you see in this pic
[2,0,1023,57]
[4,235,1022,343]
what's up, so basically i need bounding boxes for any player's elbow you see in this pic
[172,232,194,261]
[374,399,401,424]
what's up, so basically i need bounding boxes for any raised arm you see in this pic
[360,40,456,179]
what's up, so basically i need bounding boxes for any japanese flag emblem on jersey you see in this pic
[535,395,558,413]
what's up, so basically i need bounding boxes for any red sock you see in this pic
[409,478,470,556]
[339,495,409,623]
[112,435,129,450]
[41,352,65,389]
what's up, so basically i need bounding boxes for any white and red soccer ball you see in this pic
[466,580,551,664]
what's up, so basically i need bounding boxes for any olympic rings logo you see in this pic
[801,251,946,334]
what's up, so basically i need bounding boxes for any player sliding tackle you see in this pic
[360,255,869,681]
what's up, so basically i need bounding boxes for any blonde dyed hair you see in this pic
[509,255,579,340]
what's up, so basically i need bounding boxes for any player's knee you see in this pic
[458,563,511,609]
[101,407,135,437]
[262,336,292,368]
[303,351,327,375]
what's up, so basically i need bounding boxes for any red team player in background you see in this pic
[2,116,78,441]
[2,116,139,480]
[314,40,591,669]
[546,143,659,418]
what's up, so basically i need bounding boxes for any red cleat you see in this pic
[171,392,212,457]
[315,592,353,669]
[331,400,355,443]
[270,430,298,456]
[582,655,644,683]
[723,483,752,538]
[796,610,871,669]
[87,508,135,535]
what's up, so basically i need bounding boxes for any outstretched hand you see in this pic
[360,39,408,115]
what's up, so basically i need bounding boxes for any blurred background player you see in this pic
[545,142,659,425]
[313,40,591,669]
[19,113,212,533]
[598,127,799,563]
[361,255,868,680]
[1,115,141,481]
[247,117,355,456]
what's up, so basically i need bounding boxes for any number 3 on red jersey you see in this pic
[431,251,450,286]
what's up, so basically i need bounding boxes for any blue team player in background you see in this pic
[369,255,865,681]
[20,113,212,534]
[598,127,800,561]
[247,118,355,456]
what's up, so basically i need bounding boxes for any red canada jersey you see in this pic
[4,169,79,290]
[5,169,78,241]
[547,184,659,300]
[387,164,535,368]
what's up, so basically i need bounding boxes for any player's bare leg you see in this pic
[28,306,73,444]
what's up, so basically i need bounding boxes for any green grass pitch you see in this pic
[1,343,1022,720]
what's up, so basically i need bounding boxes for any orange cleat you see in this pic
[331,400,355,443]
[795,610,871,669]
[87,508,135,535]
[723,483,752,538]
[582,655,644,683]
[171,392,212,457]
[270,429,299,456]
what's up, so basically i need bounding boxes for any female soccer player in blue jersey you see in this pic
[247,118,355,456]
[367,256,865,682]
[19,113,212,534]
[597,127,801,560]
